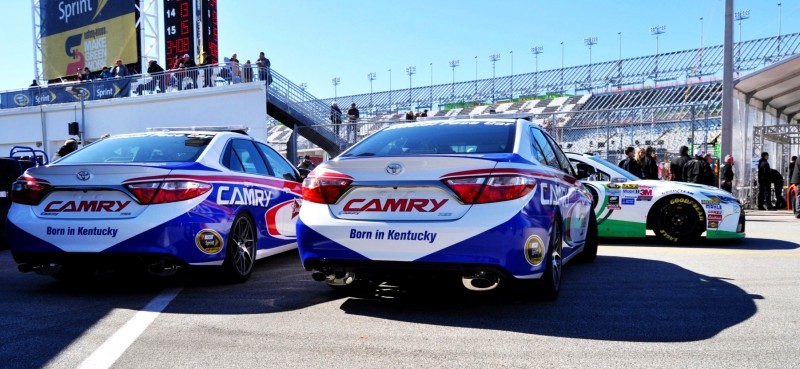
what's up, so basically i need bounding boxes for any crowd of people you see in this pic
[616,144,798,211]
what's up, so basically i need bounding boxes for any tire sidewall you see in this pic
[224,213,256,282]
[655,196,705,244]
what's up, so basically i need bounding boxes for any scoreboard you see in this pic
[163,0,218,69]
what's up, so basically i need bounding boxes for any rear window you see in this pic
[341,121,516,157]
[56,134,213,164]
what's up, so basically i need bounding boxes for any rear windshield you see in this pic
[56,134,213,163]
[341,121,516,157]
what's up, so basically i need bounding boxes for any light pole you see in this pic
[449,59,459,100]
[474,56,478,98]
[531,46,543,96]
[584,37,597,92]
[406,66,416,106]
[331,77,340,101]
[650,25,666,83]
[778,3,783,58]
[734,9,750,72]
[509,50,514,99]
[367,72,376,111]
[617,32,622,89]
[66,86,88,146]
[388,68,392,111]
[429,62,433,109]
[489,53,500,103]
[560,41,565,93]
[698,17,704,77]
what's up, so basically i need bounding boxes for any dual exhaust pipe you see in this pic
[311,269,500,291]
[18,260,180,277]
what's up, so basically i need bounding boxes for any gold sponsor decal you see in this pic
[524,235,545,266]
[195,229,223,254]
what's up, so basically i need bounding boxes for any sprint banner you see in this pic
[0,79,131,109]
[40,0,138,80]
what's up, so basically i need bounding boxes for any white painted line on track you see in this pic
[76,287,182,369]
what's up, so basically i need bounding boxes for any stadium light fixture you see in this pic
[531,46,543,96]
[650,25,666,82]
[489,54,500,103]
[406,66,416,106]
[331,77,340,101]
[734,9,750,72]
[449,59,460,99]
[584,37,598,92]
[367,72,376,110]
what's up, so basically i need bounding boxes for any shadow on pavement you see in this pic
[337,255,759,343]
[600,235,799,250]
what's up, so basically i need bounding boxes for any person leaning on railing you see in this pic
[199,51,215,87]
[257,51,272,85]
[147,60,166,93]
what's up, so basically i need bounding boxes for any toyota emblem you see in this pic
[386,162,404,175]
[76,170,91,181]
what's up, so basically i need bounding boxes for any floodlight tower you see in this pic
[489,54,500,103]
[584,37,597,92]
[367,72,376,110]
[531,46,543,96]
[406,66,416,105]
[332,77,340,101]
[650,25,666,82]
[734,9,750,72]
[449,59,460,99]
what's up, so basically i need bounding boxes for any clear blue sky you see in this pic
[0,0,796,99]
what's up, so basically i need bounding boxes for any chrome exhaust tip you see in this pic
[462,271,499,291]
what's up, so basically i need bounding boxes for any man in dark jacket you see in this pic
[643,146,659,179]
[670,145,692,182]
[757,152,772,210]
[791,155,800,215]
[770,169,786,209]
[147,60,165,93]
[683,149,712,185]
[330,103,342,136]
[720,154,734,193]
[619,146,641,177]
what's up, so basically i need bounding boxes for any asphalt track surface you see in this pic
[1,210,798,369]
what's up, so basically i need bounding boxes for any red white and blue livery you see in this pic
[297,119,598,299]
[6,128,303,282]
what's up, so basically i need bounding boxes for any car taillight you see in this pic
[445,175,536,204]
[11,176,51,205]
[302,173,353,204]
[126,181,212,204]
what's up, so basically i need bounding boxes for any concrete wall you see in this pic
[0,83,267,158]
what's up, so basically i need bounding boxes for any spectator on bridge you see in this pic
[182,54,198,89]
[243,60,253,83]
[54,139,79,160]
[78,67,92,81]
[619,146,642,177]
[147,60,166,93]
[330,102,342,136]
[347,103,360,141]
[29,79,39,88]
[199,51,216,87]
[111,59,129,77]
[421,109,428,117]
[757,152,773,210]
[720,154,734,193]
[229,53,241,84]
[405,111,416,121]
[257,52,272,85]
[100,66,112,79]
[669,145,691,181]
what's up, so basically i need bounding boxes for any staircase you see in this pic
[266,68,344,156]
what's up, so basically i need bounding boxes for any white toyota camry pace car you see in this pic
[296,119,597,299]
[6,128,303,282]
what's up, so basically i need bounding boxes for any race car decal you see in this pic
[123,174,302,195]
[265,199,301,239]
[216,185,272,207]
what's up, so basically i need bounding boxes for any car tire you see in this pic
[223,213,257,283]
[653,196,705,244]
[537,214,563,300]
[575,211,598,263]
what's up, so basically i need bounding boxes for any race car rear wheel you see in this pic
[575,211,598,263]
[537,214,563,300]
[653,196,705,244]
[223,213,256,283]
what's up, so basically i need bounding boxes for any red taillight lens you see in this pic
[11,177,51,205]
[445,175,536,204]
[126,181,212,204]
[302,173,353,204]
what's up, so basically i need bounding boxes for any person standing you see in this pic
[757,152,773,210]
[111,59,129,77]
[199,51,215,87]
[256,51,272,85]
[642,146,659,180]
[670,145,692,181]
[720,154,734,193]
[789,156,797,182]
[147,60,165,93]
[53,139,79,160]
[683,149,712,185]
[330,103,342,136]
[347,103,360,141]
[620,146,642,177]
[770,168,786,209]
[791,155,800,214]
